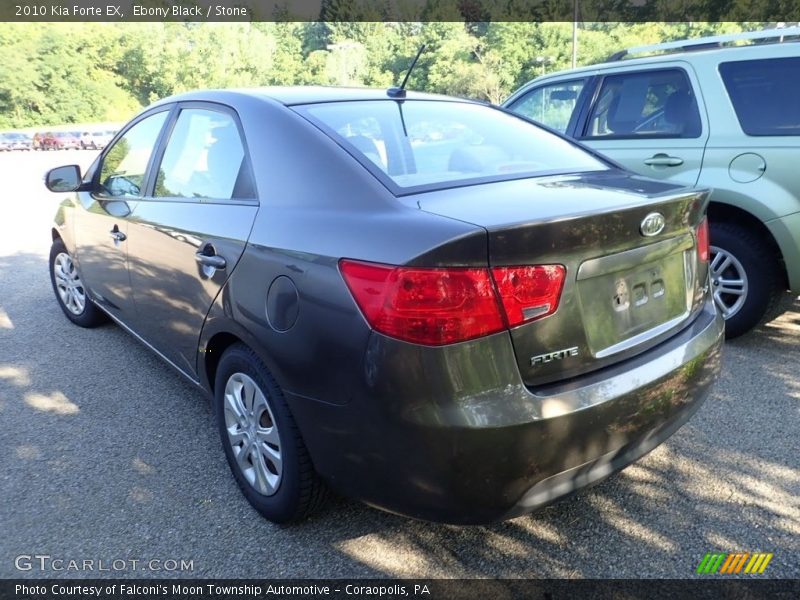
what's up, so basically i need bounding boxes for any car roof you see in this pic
[156,86,473,107]
[511,37,800,95]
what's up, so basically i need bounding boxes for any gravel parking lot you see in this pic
[1,150,798,579]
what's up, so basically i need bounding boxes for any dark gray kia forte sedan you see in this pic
[45,87,724,524]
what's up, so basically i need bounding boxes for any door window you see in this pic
[720,57,800,136]
[506,79,586,133]
[584,69,701,139]
[154,109,254,200]
[98,111,168,197]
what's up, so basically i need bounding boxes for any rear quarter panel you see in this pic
[198,96,487,406]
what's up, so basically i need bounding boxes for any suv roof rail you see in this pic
[608,26,800,61]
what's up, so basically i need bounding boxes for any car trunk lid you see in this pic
[408,171,710,386]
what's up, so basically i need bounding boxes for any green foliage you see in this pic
[0,21,759,129]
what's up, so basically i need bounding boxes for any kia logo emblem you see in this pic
[640,212,666,237]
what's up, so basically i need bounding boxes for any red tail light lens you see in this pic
[339,260,506,346]
[696,217,709,262]
[491,265,566,327]
[340,259,567,346]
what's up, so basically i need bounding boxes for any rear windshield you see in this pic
[720,57,800,136]
[295,100,608,193]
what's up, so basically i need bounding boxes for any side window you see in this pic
[154,108,254,200]
[720,57,800,136]
[584,69,701,139]
[99,111,168,197]
[507,79,585,133]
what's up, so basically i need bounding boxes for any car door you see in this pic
[125,103,258,377]
[74,109,170,320]
[576,65,709,185]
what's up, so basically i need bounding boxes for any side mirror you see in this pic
[45,165,82,193]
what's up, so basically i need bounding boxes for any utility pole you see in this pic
[535,56,555,76]
[572,0,579,68]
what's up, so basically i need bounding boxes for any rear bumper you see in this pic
[288,296,724,524]
[506,376,705,519]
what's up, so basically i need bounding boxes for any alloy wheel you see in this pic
[709,245,748,319]
[223,372,283,496]
[53,252,86,315]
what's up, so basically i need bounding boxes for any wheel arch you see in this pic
[199,317,290,400]
[707,201,788,288]
[202,331,242,394]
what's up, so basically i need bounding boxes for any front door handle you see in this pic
[195,251,226,270]
[109,226,126,242]
[643,154,684,167]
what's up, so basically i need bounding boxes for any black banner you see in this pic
[3,0,800,22]
[2,580,800,600]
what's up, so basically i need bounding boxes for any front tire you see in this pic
[709,222,784,338]
[214,343,328,523]
[49,239,107,327]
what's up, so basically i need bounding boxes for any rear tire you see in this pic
[214,343,328,523]
[49,238,107,328]
[709,222,784,338]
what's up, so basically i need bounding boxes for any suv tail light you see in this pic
[696,217,709,262]
[339,260,565,346]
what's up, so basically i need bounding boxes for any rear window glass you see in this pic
[720,58,800,136]
[296,100,607,193]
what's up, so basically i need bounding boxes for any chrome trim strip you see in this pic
[577,234,693,280]
[594,311,691,359]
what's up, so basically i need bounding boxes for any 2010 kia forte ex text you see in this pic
[45,86,724,524]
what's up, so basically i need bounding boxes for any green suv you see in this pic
[504,27,800,338]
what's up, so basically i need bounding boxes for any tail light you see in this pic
[338,261,505,345]
[491,265,566,326]
[696,217,709,262]
[340,259,565,346]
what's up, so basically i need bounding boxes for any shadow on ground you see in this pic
[1,249,797,579]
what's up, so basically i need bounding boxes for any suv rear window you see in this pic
[720,58,800,136]
[295,100,607,193]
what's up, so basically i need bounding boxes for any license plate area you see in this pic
[577,237,694,358]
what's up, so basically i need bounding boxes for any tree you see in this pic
[0,21,761,128]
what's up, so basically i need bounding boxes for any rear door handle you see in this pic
[195,252,226,270]
[643,154,684,167]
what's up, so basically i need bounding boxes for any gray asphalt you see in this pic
[1,151,798,579]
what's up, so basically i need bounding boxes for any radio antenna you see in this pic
[387,44,426,99]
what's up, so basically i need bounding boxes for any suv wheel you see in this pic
[709,222,783,338]
[214,344,328,523]
[49,239,107,327]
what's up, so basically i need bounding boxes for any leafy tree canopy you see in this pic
[0,21,762,128]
